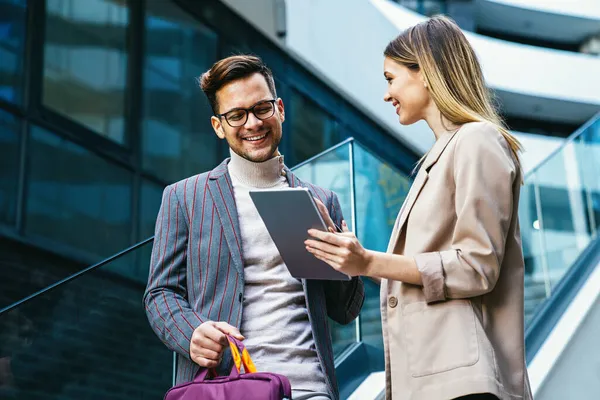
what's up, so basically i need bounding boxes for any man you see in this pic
[143,55,364,400]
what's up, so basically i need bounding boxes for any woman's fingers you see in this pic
[304,238,347,256]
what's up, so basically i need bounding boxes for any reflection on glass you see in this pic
[354,143,410,350]
[0,0,26,105]
[0,239,172,398]
[43,0,128,143]
[0,109,19,225]
[26,127,132,259]
[290,92,341,165]
[142,1,219,183]
[293,142,357,357]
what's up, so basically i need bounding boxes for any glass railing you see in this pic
[520,114,600,323]
[294,139,410,361]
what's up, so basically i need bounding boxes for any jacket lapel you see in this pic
[207,159,244,276]
[387,129,461,253]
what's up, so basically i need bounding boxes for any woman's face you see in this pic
[383,57,430,126]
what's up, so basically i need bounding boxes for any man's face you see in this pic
[211,73,284,163]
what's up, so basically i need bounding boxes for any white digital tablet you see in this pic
[249,187,351,281]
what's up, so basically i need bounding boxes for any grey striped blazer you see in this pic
[143,158,365,400]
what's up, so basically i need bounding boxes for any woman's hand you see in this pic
[305,221,372,277]
[312,198,338,233]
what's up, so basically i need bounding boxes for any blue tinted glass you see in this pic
[143,2,219,182]
[26,127,133,258]
[135,179,164,282]
[0,0,26,104]
[354,142,411,350]
[43,0,129,144]
[0,109,19,224]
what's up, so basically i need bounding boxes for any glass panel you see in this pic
[136,179,164,282]
[142,2,219,182]
[535,140,592,291]
[0,0,26,105]
[290,92,341,165]
[293,142,356,357]
[579,122,600,237]
[26,126,133,259]
[0,109,19,225]
[0,240,173,398]
[519,177,550,323]
[353,142,411,350]
[43,0,128,144]
[523,116,600,322]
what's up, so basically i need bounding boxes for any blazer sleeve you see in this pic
[323,192,365,325]
[143,183,206,359]
[414,125,517,304]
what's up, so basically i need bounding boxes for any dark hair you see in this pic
[199,54,277,114]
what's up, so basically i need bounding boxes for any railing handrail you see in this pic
[0,138,356,316]
[524,112,600,179]
[0,237,155,316]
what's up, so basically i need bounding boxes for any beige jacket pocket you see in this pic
[402,300,479,377]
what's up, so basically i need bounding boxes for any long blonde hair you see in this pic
[385,16,522,171]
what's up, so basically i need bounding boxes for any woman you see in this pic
[305,16,532,400]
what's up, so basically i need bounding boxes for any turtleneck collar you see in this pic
[227,149,285,188]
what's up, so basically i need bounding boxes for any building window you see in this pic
[0,109,20,225]
[0,0,27,105]
[26,126,133,258]
[43,0,129,144]
[290,91,341,164]
[142,1,219,183]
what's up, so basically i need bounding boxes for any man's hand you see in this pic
[190,321,244,368]
[313,198,337,233]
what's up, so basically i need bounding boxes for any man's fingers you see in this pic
[214,321,245,340]
[192,356,220,368]
[193,334,224,353]
[198,324,228,348]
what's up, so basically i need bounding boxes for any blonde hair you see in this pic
[385,16,522,172]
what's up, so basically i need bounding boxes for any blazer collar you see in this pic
[386,127,461,253]
[422,128,461,172]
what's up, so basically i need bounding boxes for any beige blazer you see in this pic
[381,122,533,400]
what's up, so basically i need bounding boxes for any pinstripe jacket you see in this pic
[143,158,364,400]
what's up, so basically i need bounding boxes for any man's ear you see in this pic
[211,116,226,139]
[276,98,285,123]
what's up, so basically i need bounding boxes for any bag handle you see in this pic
[227,335,257,375]
[193,335,256,382]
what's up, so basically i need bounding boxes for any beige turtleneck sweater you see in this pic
[227,150,328,395]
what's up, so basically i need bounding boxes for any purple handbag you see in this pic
[164,336,292,400]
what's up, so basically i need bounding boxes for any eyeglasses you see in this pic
[216,99,277,127]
